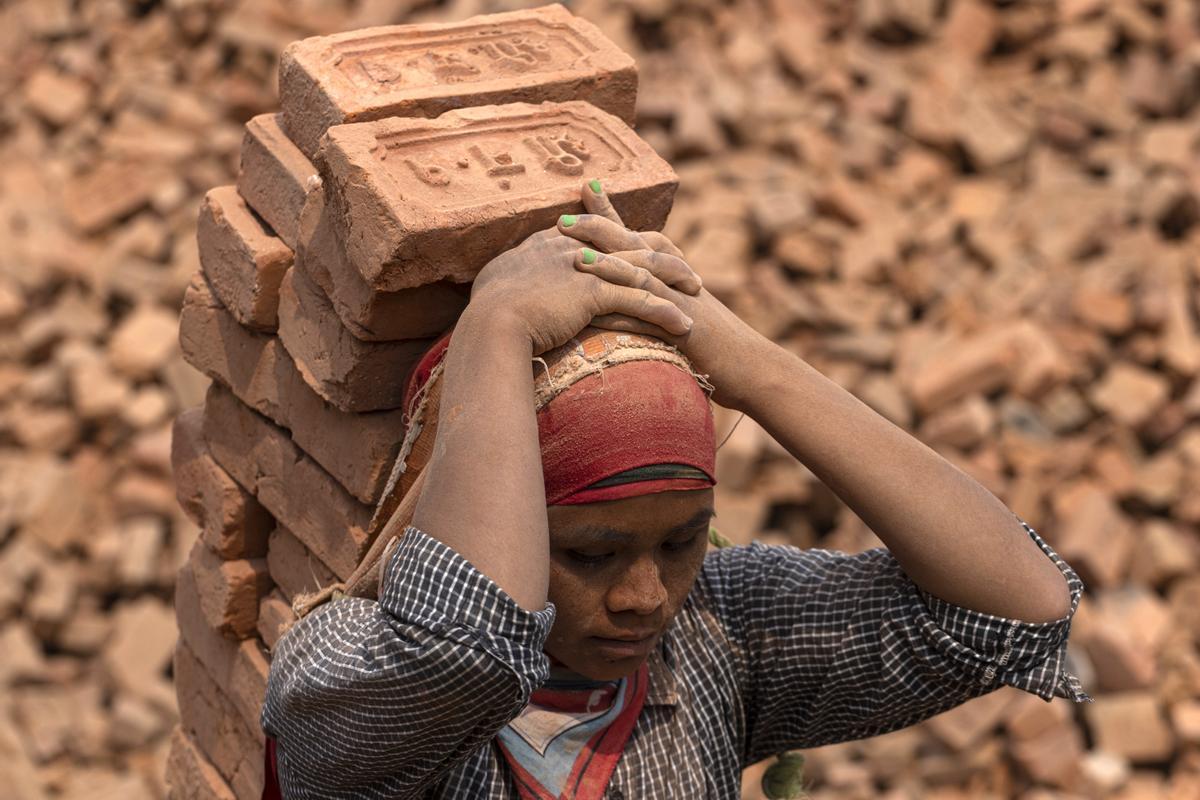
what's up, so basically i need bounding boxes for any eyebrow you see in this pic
[562,506,716,544]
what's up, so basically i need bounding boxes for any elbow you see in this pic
[1047,575,1074,622]
[1023,572,1073,624]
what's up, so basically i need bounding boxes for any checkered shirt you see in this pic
[261,518,1088,799]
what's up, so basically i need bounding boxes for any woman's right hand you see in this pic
[469,228,695,357]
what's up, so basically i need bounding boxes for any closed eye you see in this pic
[662,529,705,553]
[567,550,614,566]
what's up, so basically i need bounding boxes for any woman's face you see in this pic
[544,488,714,681]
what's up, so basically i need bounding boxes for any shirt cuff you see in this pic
[913,518,1092,703]
[378,524,556,695]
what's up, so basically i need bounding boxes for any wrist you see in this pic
[457,299,534,357]
[718,332,789,414]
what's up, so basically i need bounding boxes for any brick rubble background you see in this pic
[1,0,1200,798]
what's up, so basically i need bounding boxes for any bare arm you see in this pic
[551,191,1073,626]
[410,305,549,610]
[730,341,1072,624]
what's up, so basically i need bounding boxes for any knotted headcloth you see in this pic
[291,325,718,619]
[403,324,718,505]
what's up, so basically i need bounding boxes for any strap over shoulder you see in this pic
[293,356,445,617]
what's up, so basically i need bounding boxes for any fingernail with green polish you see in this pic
[589,179,602,194]
[560,214,577,227]
[582,248,597,265]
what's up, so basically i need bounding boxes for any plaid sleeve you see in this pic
[699,517,1089,765]
[913,520,1090,704]
[261,525,555,799]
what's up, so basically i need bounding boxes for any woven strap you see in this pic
[292,360,445,618]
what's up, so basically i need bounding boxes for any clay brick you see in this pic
[172,407,272,559]
[201,382,372,579]
[918,394,994,450]
[712,405,766,492]
[923,687,1016,751]
[197,186,292,332]
[187,540,270,640]
[1090,362,1171,428]
[237,113,315,249]
[276,266,433,412]
[267,526,337,603]
[1053,483,1135,589]
[1004,692,1075,742]
[942,0,997,61]
[175,560,269,738]
[1171,700,1200,744]
[23,67,90,128]
[1071,285,1134,335]
[319,101,677,292]
[102,597,177,712]
[1010,721,1084,788]
[1083,621,1158,692]
[257,589,296,651]
[173,638,263,799]
[108,304,180,379]
[1131,520,1198,587]
[62,160,153,234]
[1084,692,1176,764]
[230,638,271,734]
[279,4,637,158]
[296,184,468,342]
[165,727,237,800]
[904,322,1067,413]
[180,272,407,503]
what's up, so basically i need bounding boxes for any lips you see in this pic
[593,631,658,643]
[588,631,659,659]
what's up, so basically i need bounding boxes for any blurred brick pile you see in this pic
[1,0,1199,799]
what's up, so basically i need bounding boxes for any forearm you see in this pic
[735,342,1071,623]
[410,303,549,610]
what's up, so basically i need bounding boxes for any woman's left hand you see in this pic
[555,181,770,411]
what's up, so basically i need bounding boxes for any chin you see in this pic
[556,646,650,681]
[579,659,644,682]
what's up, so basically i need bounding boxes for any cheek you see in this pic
[546,566,607,636]
[660,550,706,614]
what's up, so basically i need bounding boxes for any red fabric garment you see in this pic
[263,736,281,800]
[402,326,717,506]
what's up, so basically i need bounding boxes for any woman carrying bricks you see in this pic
[261,182,1089,799]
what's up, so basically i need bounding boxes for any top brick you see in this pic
[279,3,638,158]
[319,101,678,292]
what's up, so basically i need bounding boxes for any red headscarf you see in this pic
[402,325,717,505]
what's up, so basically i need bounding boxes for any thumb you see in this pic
[581,178,625,226]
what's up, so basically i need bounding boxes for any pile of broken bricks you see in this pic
[4,0,1200,798]
[169,5,681,797]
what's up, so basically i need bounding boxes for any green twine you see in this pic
[761,752,809,799]
[708,524,734,549]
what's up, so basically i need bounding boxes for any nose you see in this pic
[606,556,667,617]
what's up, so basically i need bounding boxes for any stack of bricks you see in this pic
[166,5,678,798]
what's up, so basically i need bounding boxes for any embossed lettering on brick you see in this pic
[279,4,636,157]
[320,101,677,292]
